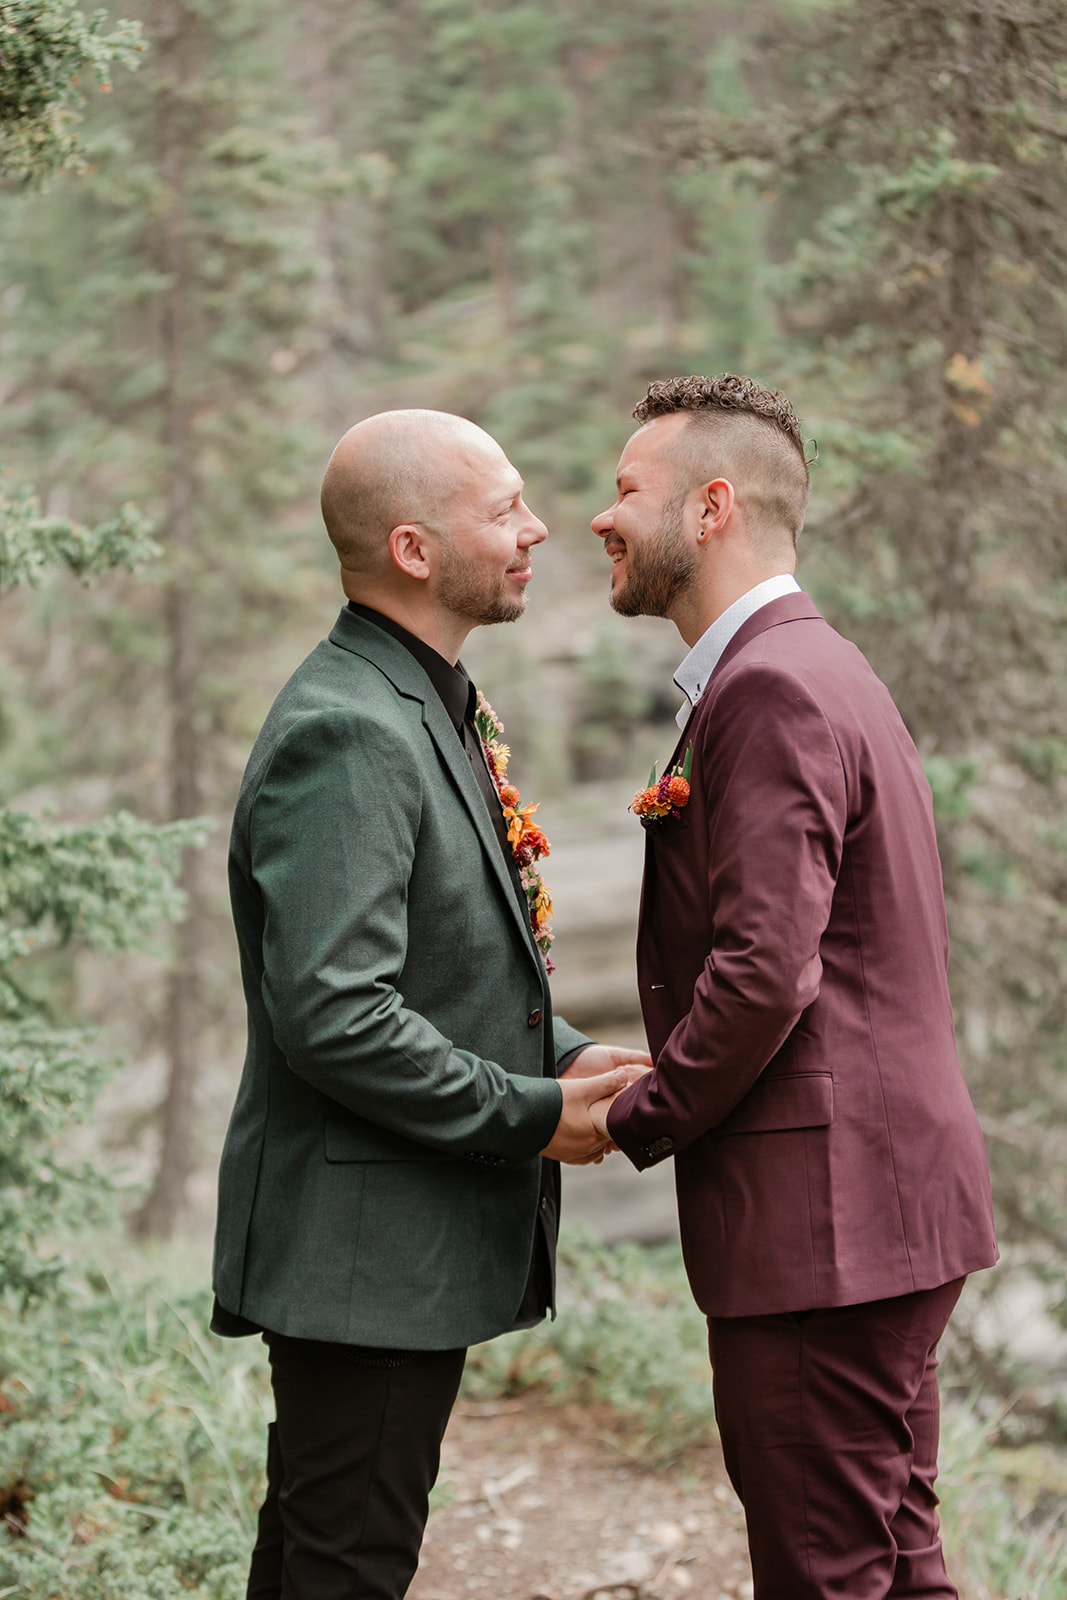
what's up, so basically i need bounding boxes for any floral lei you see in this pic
[474,691,555,970]
[632,743,692,829]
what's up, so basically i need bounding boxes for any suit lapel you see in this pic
[421,694,544,975]
[712,591,822,680]
[661,593,824,770]
[328,609,544,979]
[645,591,826,831]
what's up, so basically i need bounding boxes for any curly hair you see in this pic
[633,373,807,465]
[631,373,810,545]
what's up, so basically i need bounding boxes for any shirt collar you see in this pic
[347,601,472,733]
[673,574,801,729]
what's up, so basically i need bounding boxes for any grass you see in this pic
[0,1232,1063,1597]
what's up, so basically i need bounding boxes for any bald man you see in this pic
[211,410,647,1600]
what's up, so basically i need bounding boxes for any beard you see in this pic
[436,541,527,626]
[609,489,696,618]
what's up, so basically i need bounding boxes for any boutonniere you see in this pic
[474,692,555,969]
[632,744,692,829]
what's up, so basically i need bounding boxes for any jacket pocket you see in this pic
[324,1118,453,1163]
[716,1072,833,1135]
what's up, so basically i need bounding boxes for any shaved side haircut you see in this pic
[635,374,811,556]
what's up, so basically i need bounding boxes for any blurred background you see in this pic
[3,0,1067,1504]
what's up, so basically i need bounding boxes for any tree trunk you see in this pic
[916,8,995,898]
[135,0,201,1239]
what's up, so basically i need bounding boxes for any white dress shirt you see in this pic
[673,574,802,729]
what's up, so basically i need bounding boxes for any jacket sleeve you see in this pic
[607,664,847,1168]
[552,1016,594,1066]
[249,707,562,1163]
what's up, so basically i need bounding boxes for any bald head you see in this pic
[321,409,505,579]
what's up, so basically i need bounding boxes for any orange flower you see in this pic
[474,690,555,967]
[633,786,670,817]
[666,776,690,806]
[523,826,549,859]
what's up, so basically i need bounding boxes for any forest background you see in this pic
[1,0,1067,1595]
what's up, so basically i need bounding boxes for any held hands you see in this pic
[543,1048,653,1166]
[559,1043,653,1081]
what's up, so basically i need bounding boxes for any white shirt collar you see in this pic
[673,574,801,728]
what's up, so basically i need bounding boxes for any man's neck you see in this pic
[343,587,470,664]
[671,567,796,648]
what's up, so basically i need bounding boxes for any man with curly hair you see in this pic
[592,375,997,1600]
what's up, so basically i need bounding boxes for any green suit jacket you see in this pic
[212,608,588,1349]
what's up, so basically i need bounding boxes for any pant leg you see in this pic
[247,1420,285,1600]
[246,1335,466,1600]
[708,1278,964,1600]
[886,1345,954,1598]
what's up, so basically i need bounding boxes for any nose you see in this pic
[518,500,548,547]
[591,504,617,540]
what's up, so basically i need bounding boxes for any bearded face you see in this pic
[608,487,697,619]
[436,538,530,627]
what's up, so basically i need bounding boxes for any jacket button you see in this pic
[527,1009,543,1027]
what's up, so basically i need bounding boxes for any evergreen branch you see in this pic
[0,0,143,187]
[0,808,209,956]
[0,473,159,590]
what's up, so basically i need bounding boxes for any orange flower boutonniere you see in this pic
[632,744,693,829]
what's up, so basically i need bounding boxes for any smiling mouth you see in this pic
[605,541,626,566]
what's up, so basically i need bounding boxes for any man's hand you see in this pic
[559,1043,653,1081]
[558,1048,653,1158]
[541,1070,631,1164]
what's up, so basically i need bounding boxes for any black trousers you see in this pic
[247,1333,467,1600]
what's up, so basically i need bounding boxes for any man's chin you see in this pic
[470,593,528,627]
[609,580,648,619]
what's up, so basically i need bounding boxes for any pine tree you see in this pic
[1,0,334,1234]
[0,4,200,1298]
[684,0,1067,1361]
[0,0,142,185]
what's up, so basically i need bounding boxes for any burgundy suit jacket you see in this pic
[607,593,997,1318]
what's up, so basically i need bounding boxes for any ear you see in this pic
[388,523,433,581]
[696,478,735,540]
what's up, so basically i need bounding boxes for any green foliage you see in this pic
[0,471,157,590]
[0,1277,268,1598]
[0,1235,1065,1598]
[0,0,143,187]
[938,1404,1067,1599]
[568,627,656,781]
[0,798,206,1307]
[0,428,201,1298]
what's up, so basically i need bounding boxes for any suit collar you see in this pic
[344,602,473,731]
[328,605,432,701]
[665,591,823,765]
[673,574,801,728]
[712,589,822,681]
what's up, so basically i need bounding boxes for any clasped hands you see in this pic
[540,1044,653,1165]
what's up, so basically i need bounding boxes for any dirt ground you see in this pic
[408,1396,753,1600]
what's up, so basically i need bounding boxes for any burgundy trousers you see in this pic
[708,1277,965,1600]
